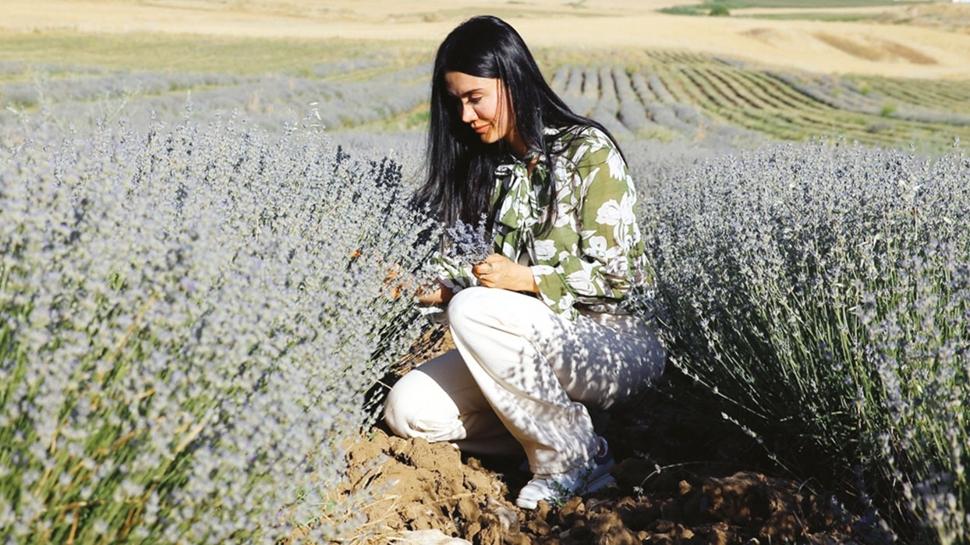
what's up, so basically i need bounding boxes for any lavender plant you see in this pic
[634,140,968,543]
[0,112,437,544]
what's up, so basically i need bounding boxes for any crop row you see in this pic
[3,54,968,150]
[771,71,970,126]
[549,64,753,144]
[548,57,970,149]
[848,74,970,114]
[0,63,432,133]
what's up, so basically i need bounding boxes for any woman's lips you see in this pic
[473,124,489,134]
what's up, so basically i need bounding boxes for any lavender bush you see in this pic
[634,141,968,543]
[0,113,436,543]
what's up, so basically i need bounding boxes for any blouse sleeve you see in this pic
[529,130,643,318]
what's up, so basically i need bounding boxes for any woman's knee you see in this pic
[383,372,423,438]
[446,286,490,333]
[383,369,463,441]
[447,286,517,336]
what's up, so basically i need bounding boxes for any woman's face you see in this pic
[443,71,513,145]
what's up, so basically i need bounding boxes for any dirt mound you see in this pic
[340,430,522,545]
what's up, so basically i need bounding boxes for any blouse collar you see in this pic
[491,127,565,234]
[494,126,563,174]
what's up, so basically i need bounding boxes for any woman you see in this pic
[383,15,666,510]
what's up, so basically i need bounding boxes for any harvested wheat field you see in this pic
[4,0,970,77]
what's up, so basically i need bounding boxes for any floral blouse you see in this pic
[433,124,648,320]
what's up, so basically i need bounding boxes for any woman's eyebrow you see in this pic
[449,88,484,97]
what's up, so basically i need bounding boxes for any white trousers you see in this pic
[383,287,666,474]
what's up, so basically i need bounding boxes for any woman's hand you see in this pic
[383,264,409,300]
[384,264,454,305]
[416,280,454,306]
[472,254,538,293]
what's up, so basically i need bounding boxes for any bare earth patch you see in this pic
[340,414,862,544]
[813,32,937,64]
[338,430,522,544]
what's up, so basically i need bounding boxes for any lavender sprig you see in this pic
[443,213,492,268]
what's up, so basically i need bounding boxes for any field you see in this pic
[3,31,970,150]
[0,2,968,545]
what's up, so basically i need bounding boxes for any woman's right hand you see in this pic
[416,281,454,306]
[383,264,453,305]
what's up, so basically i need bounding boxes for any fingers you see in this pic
[381,261,403,285]
[473,268,498,289]
[472,254,507,276]
[475,270,495,287]
[471,262,490,277]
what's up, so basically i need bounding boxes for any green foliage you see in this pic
[660,0,926,16]
[709,4,731,16]
[659,4,707,15]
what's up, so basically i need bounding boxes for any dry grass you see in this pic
[812,32,937,65]
[733,3,970,34]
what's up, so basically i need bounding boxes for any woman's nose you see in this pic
[461,103,477,124]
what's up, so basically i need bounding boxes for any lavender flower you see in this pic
[443,214,492,267]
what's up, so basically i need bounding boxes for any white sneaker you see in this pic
[515,436,615,510]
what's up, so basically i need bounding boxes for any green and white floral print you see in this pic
[433,125,647,320]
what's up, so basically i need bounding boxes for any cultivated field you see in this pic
[3,34,969,151]
[5,0,970,78]
[0,2,968,545]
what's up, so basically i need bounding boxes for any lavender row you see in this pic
[0,63,432,133]
[770,70,970,126]
[632,140,969,543]
[550,64,751,143]
[0,114,438,544]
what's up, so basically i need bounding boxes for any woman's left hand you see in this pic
[472,254,538,294]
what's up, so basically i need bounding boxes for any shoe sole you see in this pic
[514,472,616,510]
[585,472,616,494]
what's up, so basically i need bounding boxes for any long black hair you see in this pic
[415,15,625,236]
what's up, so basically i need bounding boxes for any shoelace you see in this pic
[593,437,610,461]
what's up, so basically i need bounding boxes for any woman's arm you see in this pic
[529,128,644,315]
